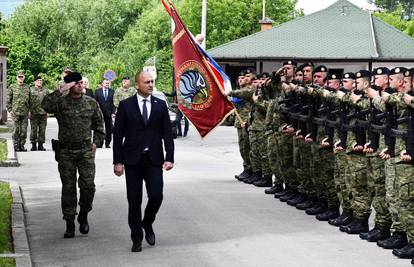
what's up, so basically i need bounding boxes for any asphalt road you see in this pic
[0,118,410,267]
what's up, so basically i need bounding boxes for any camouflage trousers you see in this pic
[249,130,271,176]
[395,162,414,242]
[334,151,352,212]
[12,115,28,146]
[311,144,338,209]
[267,131,283,185]
[367,156,392,228]
[237,127,251,171]
[30,114,47,143]
[58,147,96,220]
[385,158,404,233]
[276,133,297,189]
[295,139,316,198]
[348,154,370,220]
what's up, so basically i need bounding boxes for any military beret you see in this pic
[283,60,297,67]
[342,72,356,80]
[256,73,263,79]
[244,68,256,75]
[122,76,130,80]
[301,62,314,68]
[296,64,305,73]
[16,70,25,76]
[238,71,245,77]
[34,76,42,81]
[411,68,414,76]
[373,67,389,76]
[389,67,407,76]
[261,72,270,79]
[313,65,328,74]
[327,70,342,80]
[63,72,82,83]
[403,69,412,77]
[356,70,371,79]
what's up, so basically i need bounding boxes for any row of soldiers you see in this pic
[6,68,136,152]
[227,61,414,264]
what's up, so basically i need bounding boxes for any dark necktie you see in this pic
[104,90,108,100]
[142,99,148,125]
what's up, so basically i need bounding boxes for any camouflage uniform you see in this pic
[6,83,31,148]
[113,87,136,109]
[42,90,105,220]
[29,86,49,144]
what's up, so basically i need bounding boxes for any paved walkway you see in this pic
[0,118,409,266]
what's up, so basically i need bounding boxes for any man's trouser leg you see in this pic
[30,116,39,143]
[297,140,316,198]
[385,158,404,233]
[267,132,283,186]
[249,130,262,174]
[320,149,339,210]
[258,131,272,177]
[38,115,47,144]
[13,115,28,147]
[368,156,392,229]
[238,127,251,172]
[348,154,370,220]
[311,144,328,204]
[279,134,298,190]
[334,151,352,213]
[30,114,46,143]
[396,163,414,243]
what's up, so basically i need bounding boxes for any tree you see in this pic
[369,0,414,19]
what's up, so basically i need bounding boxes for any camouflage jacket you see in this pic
[30,87,49,115]
[113,87,136,108]
[229,86,252,128]
[6,83,31,115]
[41,90,105,147]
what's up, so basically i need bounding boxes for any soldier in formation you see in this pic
[231,63,414,264]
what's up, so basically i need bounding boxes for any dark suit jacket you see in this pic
[84,88,94,98]
[113,94,174,166]
[95,88,115,117]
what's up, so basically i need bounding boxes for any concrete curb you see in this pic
[0,139,20,167]
[3,180,32,267]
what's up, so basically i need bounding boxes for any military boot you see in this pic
[274,186,291,199]
[19,145,27,152]
[30,143,37,151]
[411,258,413,265]
[328,211,353,227]
[316,209,340,221]
[14,144,20,152]
[342,218,369,234]
[235,169,251,181]
[77,209,90,235]
[296,198,316,210]
[64,219,75,238]
[378,232,408,249]
[287,193,307,206]
[253,175,272,187]
[264,184,284,194]
[392,243,414,259]
[305,202,327,215]
[37,143,46,151]
[280,189,299,202]
[360,226,390,242]
[244,172,262,184]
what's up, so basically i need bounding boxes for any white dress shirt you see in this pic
[137,94,151,121]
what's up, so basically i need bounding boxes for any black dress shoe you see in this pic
[264,184,284,194]
[131,242,142,252]
[316,209,339,221]
[342,218,369,235]
[296,198,315,210]
[363,226,390,242]
[77,210,89,235]
[143,225,155,246]
[280,191,298,202]
[393,243,414,258]
[380,232,408,249]
[305,203,326,215]
[287,193,307,206]
[328,211,353,226]
[64,219,75,238]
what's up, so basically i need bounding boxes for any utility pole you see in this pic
[201,0,207,49]
[263,0,266,20]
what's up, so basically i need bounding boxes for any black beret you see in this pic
[261,72,270,79]
[244,68,256,75]
[34,76,42,81]
[403,69,412,77]
[122,76,130,80]
[356,70,371,79]
[301,62,314,68]
[327,70,342,80]
[238,71,245,77]
[313,65,328,74]
[64,72,82,83]
[389,67,407,76]
[411,68,414,76]
[342,72,356,80]
[283,60,297,67]
[373,67,389,76]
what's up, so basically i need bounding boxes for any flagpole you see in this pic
[201,0,207,49]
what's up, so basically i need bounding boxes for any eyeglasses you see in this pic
[17,76,24,78]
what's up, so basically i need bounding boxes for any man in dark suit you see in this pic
[95,79,115,148]
[113,71,174,252]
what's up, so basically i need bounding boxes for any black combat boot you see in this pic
[274,186,291,199]
[253,175,272,187]
[305,202,327,215]
[244,172,262,184]
[30,142,37,151]
[235,169,251,181]
[360,226,390,242]
[77,209,90,235]
[328,211,353,227]
[296,198,316,210]
[378,232,408,249]
[316,208,340,221]
[392,243,414,259]
[342,218,369,234]
[279,189,299,202]
[14,144,20,152]
[64,219,75,238]
[264,184,284,194]
[287,193,307,206]
[19,145,27,152]
[37,143,46,151]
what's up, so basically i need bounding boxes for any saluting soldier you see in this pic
[29,75,49,151]
[42,72,105,239]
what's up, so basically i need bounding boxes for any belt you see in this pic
[289,113,300,120]
[356,120,369,129]
[342,124,354,131]
[313,117,325,126]
[370,124,386,134]
[326,120,338,128]
[59,141,91,150]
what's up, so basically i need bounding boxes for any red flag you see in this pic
[163,1,234,138]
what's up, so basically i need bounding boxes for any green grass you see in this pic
[0,139,7,162]
[0,258,15,267]
[0,127,10,134]
[0,182,13,254]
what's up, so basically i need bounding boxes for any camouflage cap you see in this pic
[16,70,25,76]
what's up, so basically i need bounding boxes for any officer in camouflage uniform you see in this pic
[42,72,105,239]
[7,70,31,152]
[29,76,49,151]
[113,76,136,109]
